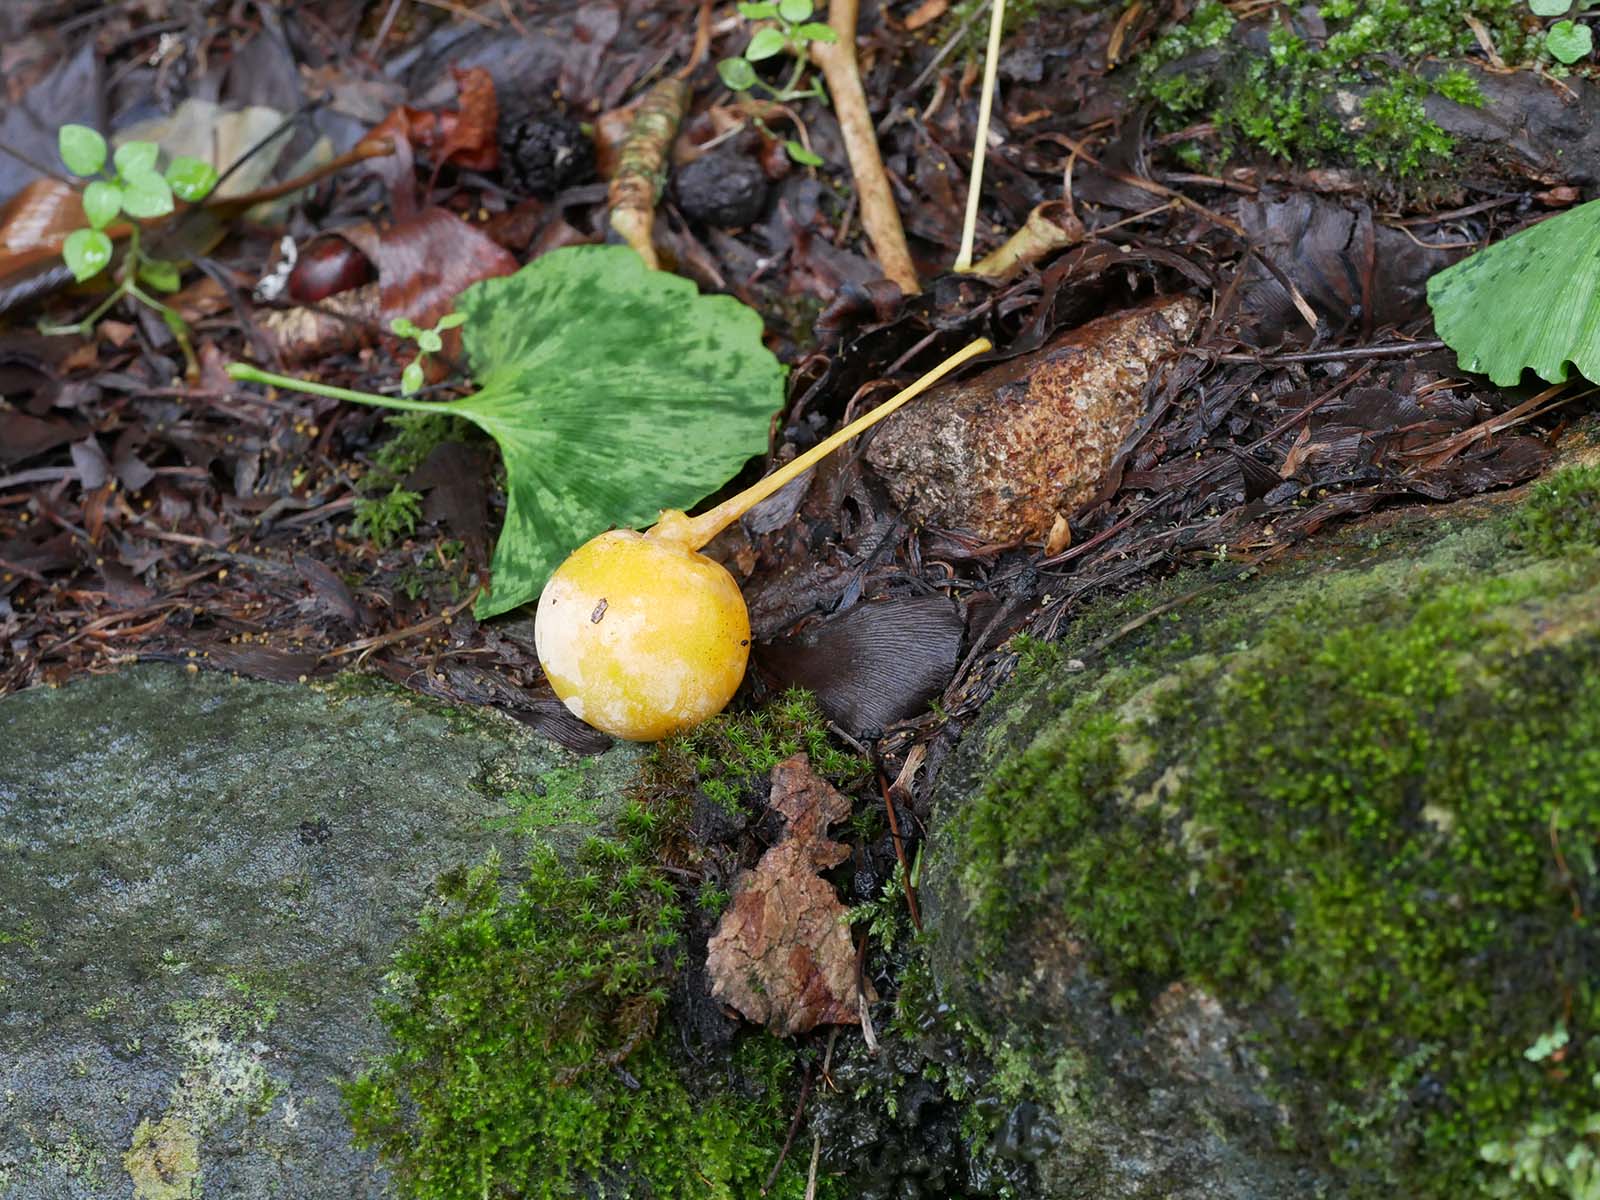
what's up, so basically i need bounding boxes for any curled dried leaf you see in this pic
[706,753,865,1035]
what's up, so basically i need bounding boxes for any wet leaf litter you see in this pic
[0,1,1593,1195]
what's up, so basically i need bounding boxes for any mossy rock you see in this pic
[341,692,867,1200]
[0,666,642,1198]
[924,466,1600,1198]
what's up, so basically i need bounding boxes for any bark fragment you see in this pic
[865,296,1202,544]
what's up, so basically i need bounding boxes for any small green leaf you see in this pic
[450,244,784,618]
[62,228,113,282]
[1546,18,1593,61]
[785,140,823,166]
[1428,197,1600,385]
[119,172,174,220]
[113,140,160,180]
[165,155,219,202]
[796,21,837,41]
[161,309,190,339]
[390,317,421,338]
[59,125,106,177]
[1532,0,1572,14]
[745,27,788,60]
[718,56,759,91]
[737,1,778,16]
[1525,1026,1569,1062]
[81,181,122,230]
[417,329,444,353]
[401,361,425,395]
[777,0,813,21]
[138,258,181,293]
[435,312,468,331]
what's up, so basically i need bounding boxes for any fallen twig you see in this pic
[878,769,923,931]
[761,1062,815,1195]
[812,0,919,294]
[607,78,690,268]
[1214,339,1447,365]
[954,0,1006,270]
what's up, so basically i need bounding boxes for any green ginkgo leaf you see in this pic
[448,245,784,618]
[230,246,785,620]
[1427,199,1600,386]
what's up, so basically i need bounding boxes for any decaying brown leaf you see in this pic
[367,66,501,174]
[706,753,863,1036]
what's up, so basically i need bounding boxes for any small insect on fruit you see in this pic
[535,337,992,741]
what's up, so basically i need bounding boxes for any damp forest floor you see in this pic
[3,0,1598,1196]
[0,0,1589,760]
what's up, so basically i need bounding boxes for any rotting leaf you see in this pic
[358,206,517,329]
[705,752,864,1036]
[366,66,501,174]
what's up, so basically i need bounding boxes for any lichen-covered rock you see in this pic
[864,297,1200,545]
[0,666,641,1198]
[923,466,1600,1199]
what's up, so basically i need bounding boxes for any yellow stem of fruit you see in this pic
[649,336,993,552]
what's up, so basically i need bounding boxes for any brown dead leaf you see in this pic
[339,208,517,330]
[255,283,380,366]
[366,66,500,174]
[706,753,862,1036]
[0,179,83,264]
[436,67,499,174]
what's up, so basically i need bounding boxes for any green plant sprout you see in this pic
[353,484,423,548]
[390,312,468,395]
[227,244,786,620]
[718,0,836,165]
[45,124,219,368]
[1531,0,1597,62]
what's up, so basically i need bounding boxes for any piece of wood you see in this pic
[812,0,920,294]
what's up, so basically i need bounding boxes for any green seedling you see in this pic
[227,244,785,620]
[389,312,468,395]
[46,124,219,370]
[1531,0,1598,62]
[718,0,836,165]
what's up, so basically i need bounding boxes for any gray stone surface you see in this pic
[0,667,641,1198]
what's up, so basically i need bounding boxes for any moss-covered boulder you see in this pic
[0,666,642,1198]
[924,465,1600,1199]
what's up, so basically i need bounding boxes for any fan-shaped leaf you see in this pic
[444,245,784,619]
[1427,200,1600,387]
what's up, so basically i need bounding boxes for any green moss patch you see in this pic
[1506,464,1600,558]
[345,694,862,1199]
[944,492,1600,1195]
[1137,0,1522,177]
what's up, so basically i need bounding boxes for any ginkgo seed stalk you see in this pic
[649,336,992,552]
